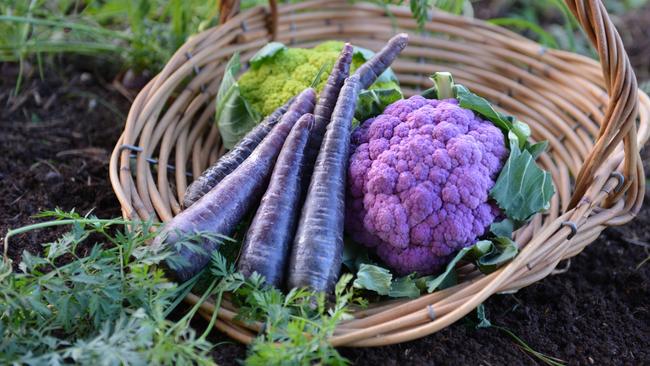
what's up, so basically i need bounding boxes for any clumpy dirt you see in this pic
[0,62,129,261]
[2,18,650,366]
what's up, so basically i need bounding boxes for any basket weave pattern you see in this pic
[109,0,650,346]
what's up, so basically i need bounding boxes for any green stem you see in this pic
[199,288,223,341]
[432,72,455,99]
[168,276,219,336]
[3,218,131,260]
[163,270,205,318]
[494,326,565,366]
[0,41,126,55]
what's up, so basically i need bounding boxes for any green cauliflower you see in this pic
[216,41,402,149]
[239,41,399,116]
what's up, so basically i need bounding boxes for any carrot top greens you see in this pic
[1,209,361,365]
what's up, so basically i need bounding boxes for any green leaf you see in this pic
[488,17,559,49]
[423,237,518,292]
[490,141,555,221]
[355,88,403,122]
[335,273,354,298]
[71,273,103,285]
[476,303,492,328]
[352,45,375,63]
[388,275,420,299]
[454,85,509,128]
[526,140,549,159]
[512,120,531,145]
[477,237,518,274]
[249,42,286,68]
[426,240,492,292]
[353,263,392,295]
[342,240,371,272]
[310,61,330,88]
[216,52,261,149]
[490,219,514,238]
[410,0,429,29]
[454,85,523,144]
[27,297,52,317]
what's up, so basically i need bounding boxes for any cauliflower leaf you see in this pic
[217,41,402,148]
[249,42,286,68]
[490,142,555,221]
[215,52,261,149]
[352,263,420,299]
[427,72,555,222]
[353,263,392,295]
[354,87,403,122]
[349,237,517,298]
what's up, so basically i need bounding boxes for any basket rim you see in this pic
[109,0,649,347]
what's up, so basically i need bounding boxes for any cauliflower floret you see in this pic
[346,95,508,275]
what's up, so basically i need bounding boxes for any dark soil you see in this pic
[0,62,129,262]
[2,8,650,365]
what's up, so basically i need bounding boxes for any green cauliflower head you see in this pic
[238,41,399,116]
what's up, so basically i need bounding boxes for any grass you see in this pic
[495,326,566,366]
[1,0,221,90]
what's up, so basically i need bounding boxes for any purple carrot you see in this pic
[312,44,353,142]
[183,98,294,208]
[237,114,314,287]
[287,35,410,293]
[304,35,408,170]
[287,74,362,293]
[301,44,354,191]
[354,33,409,89]
[154,88,316,282]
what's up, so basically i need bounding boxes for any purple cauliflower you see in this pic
[346,95,508,275]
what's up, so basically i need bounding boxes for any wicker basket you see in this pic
[109,0,650,347]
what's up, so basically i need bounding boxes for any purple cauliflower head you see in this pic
[346,95,508,275]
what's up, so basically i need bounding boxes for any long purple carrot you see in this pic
[288,34,409,293]
[183,98,294,208]
[312,44,353,143]
[154,89,316,282]
[301,44,354,192]
[237,114,314,287]
[354,33,409,89]
[287,75,362,293]
[304,35,408,171]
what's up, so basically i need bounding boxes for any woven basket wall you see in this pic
[109,0,650,346]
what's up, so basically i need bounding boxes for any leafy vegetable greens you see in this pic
[354,88,403,122]
[349,237,518,298]
[2,210,360,365]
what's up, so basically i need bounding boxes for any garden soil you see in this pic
[2,30,649,366]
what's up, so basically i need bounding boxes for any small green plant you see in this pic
[473,304,566,366]
[0,0,220,84]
